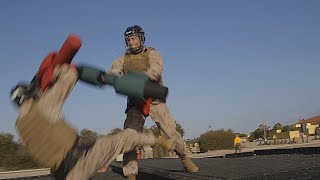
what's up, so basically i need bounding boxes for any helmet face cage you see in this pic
[124,25,145,53]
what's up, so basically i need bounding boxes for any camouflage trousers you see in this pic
[234,143,241,153]
[18,65,157,180]
[67,129,156,180]
[122,101,188,176]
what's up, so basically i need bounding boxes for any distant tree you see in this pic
[148,122,185,138]
[0,133,16,150]
[0,133,39,170]
[176,123,185,137]
[14,144,39,169]
[282,125,290,132]
[147,122,184,158]
[148,125,167,158]
[78,129,100,145]
[0,133,18,169]
[109,128,123,135]
[198,129,235,152]
[239,133,248,138]
[273,123,283,130]
[248,133,255,142]
[259,124,270,141]
[252,128,264,139]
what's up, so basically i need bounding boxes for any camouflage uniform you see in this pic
[108,47,197,177]
[234,136,242,153]
[17,64,162,180]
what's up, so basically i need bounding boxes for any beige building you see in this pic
[294,115,320,135]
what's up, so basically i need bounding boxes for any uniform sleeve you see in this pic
[147,49,163,82]
[107,55,124,75]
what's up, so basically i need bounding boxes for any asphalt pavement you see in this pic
[109,153,320,180]
[3,142,320,180]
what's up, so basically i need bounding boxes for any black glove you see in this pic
[10,78,41,107]
[10,82,29,107]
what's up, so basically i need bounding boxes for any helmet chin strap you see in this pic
[128,46,143,54]
[128,43,144,54]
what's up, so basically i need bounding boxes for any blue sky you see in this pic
[1,0,320,139]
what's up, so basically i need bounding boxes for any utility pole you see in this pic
[259,123,267,144]
[263,124,267,143]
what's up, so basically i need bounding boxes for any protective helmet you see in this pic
[124,25,145,53]
[10,83,29,107]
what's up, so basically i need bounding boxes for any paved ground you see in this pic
[2,141,320,179]
[189,139,320,158]
[91,171,127,180]
[6,152,320,180]
[108,153,320,180]
[107,143,320,180]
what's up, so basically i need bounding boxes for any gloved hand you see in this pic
[10,83,29,107]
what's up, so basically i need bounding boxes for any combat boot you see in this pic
[181,155,199,173]
[154,137,175,151]
[127,175,136,180]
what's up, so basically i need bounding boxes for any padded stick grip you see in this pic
[144,81,168,102]
[53,34,82,65]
